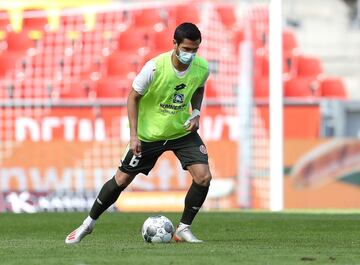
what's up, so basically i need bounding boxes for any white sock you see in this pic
[178,222,190,229]
[83,216,96,229]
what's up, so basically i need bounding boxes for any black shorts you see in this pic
[119,132,208,176]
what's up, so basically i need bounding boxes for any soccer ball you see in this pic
[141,215,175,243]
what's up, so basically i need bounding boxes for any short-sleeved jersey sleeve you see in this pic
[132,60,156,95]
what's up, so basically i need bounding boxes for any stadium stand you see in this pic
[0,1,355,214]
[0,2,348,101]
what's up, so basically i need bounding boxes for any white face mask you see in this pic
[176,49,196,65]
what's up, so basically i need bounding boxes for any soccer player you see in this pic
[65,22,211,244]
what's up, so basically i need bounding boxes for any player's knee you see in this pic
[197,172,212,187]
[114,169,134,188]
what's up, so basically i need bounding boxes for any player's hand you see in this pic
[185,115,200,132]
[130,136,141,156]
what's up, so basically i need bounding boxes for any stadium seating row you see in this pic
[250,17,345,99]
[253,75,347,99]
[0,4,348,100]
[0,5,202,32]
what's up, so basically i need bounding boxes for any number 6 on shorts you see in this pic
[129,155,141,167]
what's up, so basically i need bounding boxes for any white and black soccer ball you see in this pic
[141,215,175,243]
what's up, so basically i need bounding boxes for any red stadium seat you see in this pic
[6,31,35,53]
[251,26,268,49]
[95,76,132,98]
[319,77,347,98]
[142,49,164,65]
[131,9,167,29]
[174,5,200,25]
[117,27,154,55]
[153,28,174,51]
[282,29,298,52]
[284,77,320,98]
[232,27,244,53]
[296,55,323,77]
[254,77,269,98]
[283,50,299,74]
[282,29,299,74]
[60,80,93,98]
[106,51,144,78]
[204,79,216,99]
[215,5,237,28]
[23,9,48,30]
[0,52,23,77]
[255,53,269,77]
[0,10,10,30]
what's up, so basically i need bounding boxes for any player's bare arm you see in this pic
[186,86,204,132]
[127,89,142,156]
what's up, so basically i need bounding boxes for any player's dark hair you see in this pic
[174,22,202,44]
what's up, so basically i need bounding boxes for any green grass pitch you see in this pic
[0,211,359,265]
